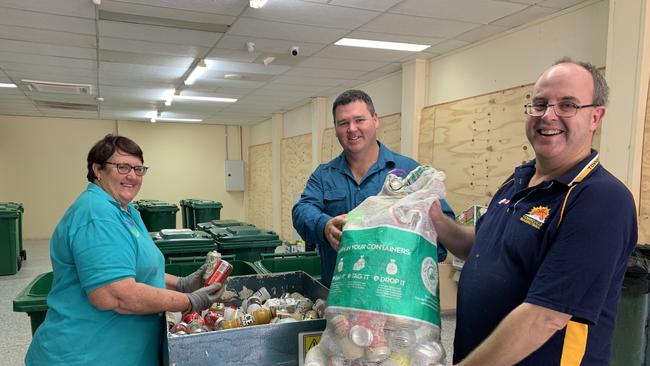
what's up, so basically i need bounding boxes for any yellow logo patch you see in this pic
[520,206,550,229]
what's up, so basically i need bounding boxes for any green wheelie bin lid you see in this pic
[13,271,52,334]
[255,252,321,282]
[209,226,281,262]
[164,256,260,277]
[151,230,217,258]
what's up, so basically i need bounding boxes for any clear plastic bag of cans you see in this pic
[306,166,448,366]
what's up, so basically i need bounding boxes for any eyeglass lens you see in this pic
[112,163,148,176]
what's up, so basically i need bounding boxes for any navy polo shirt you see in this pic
[454,150,637,365]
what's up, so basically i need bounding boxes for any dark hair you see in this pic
[332,89,376,121]
[553,57,609,106]
[86,134,144,182]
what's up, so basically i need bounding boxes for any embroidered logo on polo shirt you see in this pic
[520,206,550,229]
[124,218,140,238]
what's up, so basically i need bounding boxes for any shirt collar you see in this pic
[514,149,600,187]
[332,141,395,171]
[87,183,136,213]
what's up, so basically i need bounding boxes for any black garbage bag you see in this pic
[622,245,650,295]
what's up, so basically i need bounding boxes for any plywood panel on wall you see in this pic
[281,134,312,240]
[419,85,535,212]
[638,76,650,243]
[419,80,605,214]
[248,143,272,231]
[321,114,402,163]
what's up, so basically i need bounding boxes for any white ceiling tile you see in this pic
[0,52,96,69]
[537,0,586,10]
[228,18,349,44]
[0,25,96,48]
[360,13,478,38]
[0,7,96,34]
[298,57,388,71]
[425,39,470,54]
[107,0,247,15]
[100,0,241,23]
[0,39,96,60]
[99,50,194,68]
[0,0,581,124]
[391,0,528,24]
[206,60,290,75]
[493,0,538,4]
[98,21,221,47]
[315,45,414,63]
[2,62,96,80]
[329,0,403,11]
[357,63,402,81]
[345,31,445,47]
[272,75,347,87]
[213,35,326,57]
[455,24,508,43]
[100,37,209,57]
[0,0,96,19]
[284,67,367,79]
[491,5,556,28]
[242,0,379,29]
[12,71,96,85]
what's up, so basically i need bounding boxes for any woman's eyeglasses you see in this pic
[105,162,149,176]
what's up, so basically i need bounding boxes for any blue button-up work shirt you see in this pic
[292,142,454,287]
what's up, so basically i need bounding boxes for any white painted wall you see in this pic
[250,118,272,145]
[428,0,608,106]
[283,103,312,138]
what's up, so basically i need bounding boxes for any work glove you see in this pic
[186,283,224,313]
[175,263,209,293]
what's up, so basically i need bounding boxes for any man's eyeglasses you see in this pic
[105,162,149,176]
[524,101,596,117]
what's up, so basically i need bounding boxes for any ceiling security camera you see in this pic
[290,46,299,56]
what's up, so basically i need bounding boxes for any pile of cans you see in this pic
[305,308,445,366]
[167,288,326,336]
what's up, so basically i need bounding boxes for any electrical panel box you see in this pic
[225,160,245,192]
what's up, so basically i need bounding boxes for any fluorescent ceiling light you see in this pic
[249,0,267,8]
[175,96,237,103]
[0,83,17,88]
[163,90,175,106]
[335,38,430,52]
[184,60,207,85]
[157,117,203,122]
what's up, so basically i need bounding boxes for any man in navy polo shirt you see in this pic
[429,59,637,365]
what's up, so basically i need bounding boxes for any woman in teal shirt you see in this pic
[26,134,223,366]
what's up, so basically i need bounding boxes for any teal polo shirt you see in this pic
[26,183,165,366]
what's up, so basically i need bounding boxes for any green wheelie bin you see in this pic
[1,202,25,261]
[254,251,321,282]
[0,208,21,275]
[134,200,179,232]
[180,199,223,230]
[611,246,650,366]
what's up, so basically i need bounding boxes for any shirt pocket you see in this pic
[323,190,347,216]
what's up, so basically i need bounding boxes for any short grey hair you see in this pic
[553,57,609,106]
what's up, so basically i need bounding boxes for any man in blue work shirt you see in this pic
[429,59,637,365]
[292,89,454,288]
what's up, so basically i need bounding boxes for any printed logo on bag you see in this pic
[420,257,438,295]
[520,206,550,229]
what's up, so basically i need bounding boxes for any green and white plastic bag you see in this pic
[305,166,447,366]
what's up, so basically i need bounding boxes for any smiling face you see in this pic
[334,100,379,158]
[526,63,606,169]
[93,150,143,208]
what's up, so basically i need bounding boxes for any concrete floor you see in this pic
[2,240,456,366]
